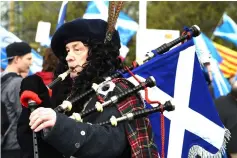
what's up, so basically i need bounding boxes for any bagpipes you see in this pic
[20,24,200,158]
[53,24,200,124]
[20,0,199,131]
[22,24,200,125]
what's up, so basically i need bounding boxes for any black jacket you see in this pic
[17,81,132,158]
[42,94,131,158]
[215,93,237,155]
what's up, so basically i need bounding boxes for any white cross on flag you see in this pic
[123,39,230,158]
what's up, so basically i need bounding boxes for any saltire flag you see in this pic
[40,1,68,47]
[193,33,231,98]
[213,42,237,78]
[83,0,138,59]
[213,13,237,46]
[56,1,68,30]
[123,39,230,157]
[0,26,43,75]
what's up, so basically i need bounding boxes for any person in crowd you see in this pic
[1,42,32,158]
[215,79,237,158]
[35,48,59,85]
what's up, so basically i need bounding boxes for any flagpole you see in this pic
[211,12,225,41]
[9,1,15,33]
[139,0,147,29]
[136,0,147,60]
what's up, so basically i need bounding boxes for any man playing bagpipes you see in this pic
[17,2,159,158]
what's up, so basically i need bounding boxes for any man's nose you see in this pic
[66,52,76,62]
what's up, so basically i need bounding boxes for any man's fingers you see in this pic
[30,114,51,130]
[30,107,43,119]
[29,112,42,126]
[34,120,54,132]
[29,107,57,132]
[29,108,50,125]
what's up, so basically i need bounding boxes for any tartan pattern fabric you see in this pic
[111,78,159,158]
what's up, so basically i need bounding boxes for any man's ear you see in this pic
[14,56,21,64]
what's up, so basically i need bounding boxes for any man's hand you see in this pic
[29,107,56,132]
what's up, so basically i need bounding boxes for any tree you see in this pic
[1,1,237,61]
[146,1,237,51]
[13,1,88,52]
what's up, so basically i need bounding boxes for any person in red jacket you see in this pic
[35,48,58,85]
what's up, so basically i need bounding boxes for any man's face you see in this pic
[65,41,89,78]
[17,53,32,73]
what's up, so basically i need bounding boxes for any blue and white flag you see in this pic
[213,13,237,46]
[83,0,138,59]
[194,33,231,98]
[123,39,230,157]
[56,1,68,30]
[0,26,43,75]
